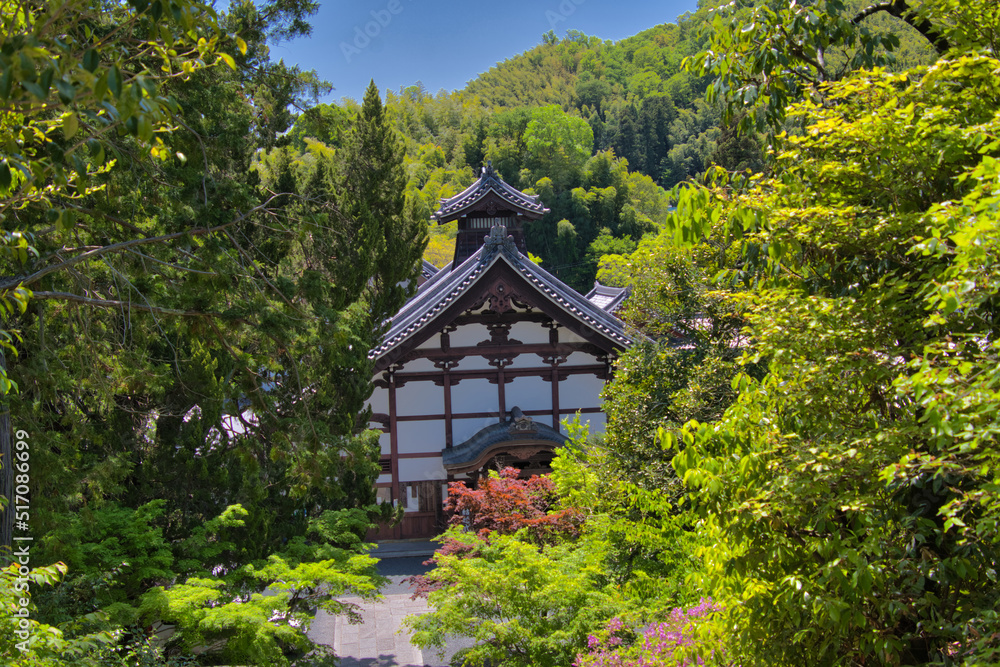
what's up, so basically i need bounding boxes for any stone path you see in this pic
[309,542,465,667]
[329,592,436,667]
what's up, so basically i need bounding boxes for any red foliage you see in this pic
[444,467,583,542]
[406,467,583,598]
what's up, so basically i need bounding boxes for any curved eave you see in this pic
[369,232,641,373]
[442,416,568,474]
[433,175,548,222]
[442,439,563,475]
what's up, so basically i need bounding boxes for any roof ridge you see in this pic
[370,224,639,361]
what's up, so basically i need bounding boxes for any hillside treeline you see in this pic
[291,1,934,289]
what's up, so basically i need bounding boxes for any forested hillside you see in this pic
[292,1,935,290]
[290,13,740,289]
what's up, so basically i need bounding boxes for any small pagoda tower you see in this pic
[432,162,549,268]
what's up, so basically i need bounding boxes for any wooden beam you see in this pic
[416,341,603,363]
[393,363,608,384]
[451,311,552,327]
[393,406,603,423]
[396,452,450,459]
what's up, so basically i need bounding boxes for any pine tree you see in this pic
[338,80,428,324]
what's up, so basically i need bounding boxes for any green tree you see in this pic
[0,3,418,665]
[338,80,428,321]
[0,0,240,556]
[670,52,1000,667]
[409,530,622,667]
[523,105,594,189]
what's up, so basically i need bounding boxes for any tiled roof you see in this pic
[442,407,567,470]
[584,282,632,314]
[369,225,637,360]
[420,259,440,280]
[432,162,548,221]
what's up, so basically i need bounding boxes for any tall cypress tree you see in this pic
[338,80,428,325]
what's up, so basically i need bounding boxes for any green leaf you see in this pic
[94,71,108,100]
[138,114,153,142]
[88,138,105,165]
[64,112,78,139]
[82,49,99,73]
[22,80,45,100]
[55,78,76,103]
[107,64,122,98]
[0,67,12,99]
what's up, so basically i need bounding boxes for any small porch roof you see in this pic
[442,407,567,474]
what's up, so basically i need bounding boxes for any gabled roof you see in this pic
[442,407,566,473]
[370,225,637,368]
[432,162,549,222]
[585,282,631,314]
[420,259,440,281]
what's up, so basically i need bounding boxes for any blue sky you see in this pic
[269,0,702,104]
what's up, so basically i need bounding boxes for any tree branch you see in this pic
[31,290,211,318]
[0,195,283,292]
[852,0,950,54]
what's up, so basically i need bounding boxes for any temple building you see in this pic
[366,164,634,539]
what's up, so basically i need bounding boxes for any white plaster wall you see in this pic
[377,473,391,484]
[379,431,391,456]
[397,419,446,454]
[509,321,550,345]
[507,351,544,369]
[416,332,444,350]
[399,357,438,373]
[451,324,489,347]
[559,374,607,411]
[452,416,503,445]
[398,457,447,482]
[451,378,495,414]
[505,375,552,412]
[367,387,388,415]
[561,350,600,367]
[395,381,443,417]
[453,354,493,371]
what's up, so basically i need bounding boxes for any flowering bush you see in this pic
[575,599,724,667]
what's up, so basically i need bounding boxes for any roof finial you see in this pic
[482,223,517,256]
[484,160,494,178]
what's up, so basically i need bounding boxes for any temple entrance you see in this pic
[465,449,558,486]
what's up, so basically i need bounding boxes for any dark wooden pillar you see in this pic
[440,327,458,448]
[443,368,453,448]
[388,367,401,539]
[550,365,560,429]
[497,365,506,416]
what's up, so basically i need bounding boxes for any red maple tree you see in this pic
[407,467,583,597]
[444,466,582,542]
